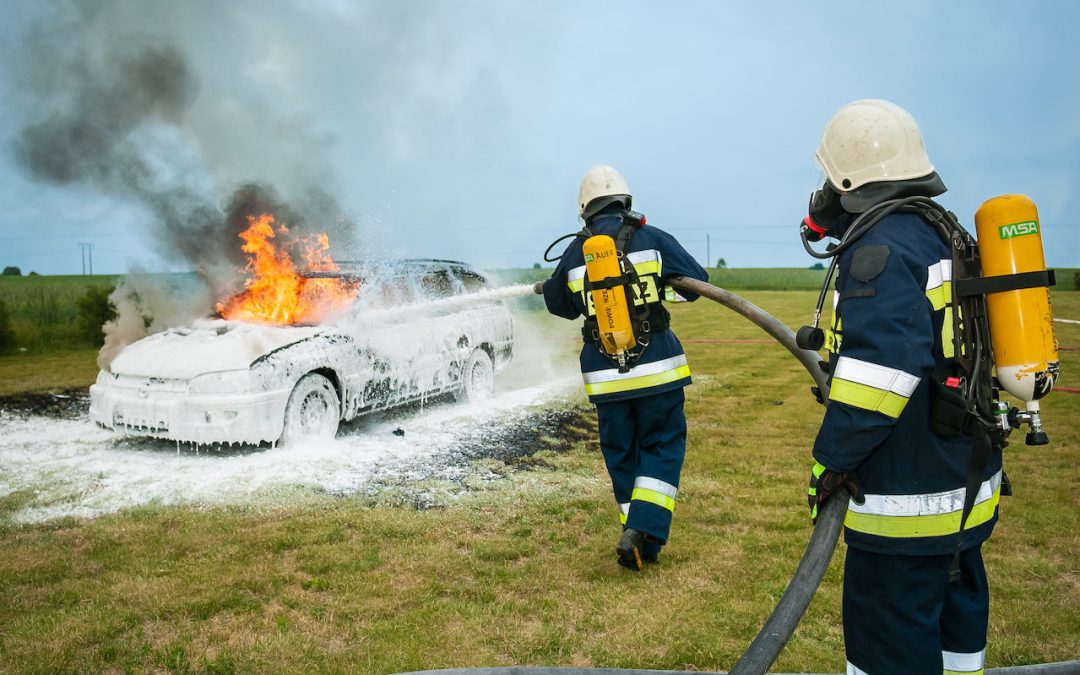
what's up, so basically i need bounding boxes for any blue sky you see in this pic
[1,0,1078,275]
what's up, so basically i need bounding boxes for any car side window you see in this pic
[371,276,418,306]
[420,271,457,298]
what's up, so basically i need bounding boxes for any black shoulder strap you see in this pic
[615,222,636,255]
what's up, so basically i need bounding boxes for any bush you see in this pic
[76,285,116,347]
[2,266,22,276]
[0,298,12,351]
[1074,270,1080,290]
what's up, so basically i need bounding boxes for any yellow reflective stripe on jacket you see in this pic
[825,315,843,354]
[845,471,1002,538]
[631,477,678,513]
[830,380,910,418]
[663,286,689,303]
[943,305,955,359]
[825,291,842,354]
[618,502,630,525]
[582,355,690,396]
[926,259,956,358]
[828,356,920,418]
[943,649,986,675]
[926,259,953,311]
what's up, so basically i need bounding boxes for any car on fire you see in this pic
[89,260,514,446]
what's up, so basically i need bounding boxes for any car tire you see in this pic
[281,373,341,446]
[455,348,494,403]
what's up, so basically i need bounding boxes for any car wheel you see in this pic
[455,348,494,403]
[281,373,340,445]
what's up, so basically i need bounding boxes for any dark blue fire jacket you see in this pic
[541,213,709,403]
[814,211,1002,556]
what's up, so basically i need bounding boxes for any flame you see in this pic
[216,213,357,325]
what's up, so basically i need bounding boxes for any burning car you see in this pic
[90,215,513,446]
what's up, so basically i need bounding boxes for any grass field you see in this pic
[0,274,119,351]
[0,289,1077,673]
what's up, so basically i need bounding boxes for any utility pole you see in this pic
[78,242,94,275]
[707,233,711,269]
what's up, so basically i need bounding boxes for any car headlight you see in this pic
[188,370,252,394]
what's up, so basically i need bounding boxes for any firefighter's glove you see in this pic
[807,462,864,524]
[533,281,545,295]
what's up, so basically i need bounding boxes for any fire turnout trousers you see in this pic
[843,545,989,675]
[595,387,687,551]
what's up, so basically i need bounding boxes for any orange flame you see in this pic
[216,214,357,325]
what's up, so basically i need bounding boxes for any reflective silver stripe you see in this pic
[833,356,920,397]
[846,662,870,675]
[927,259,954,311]
[619,502,630,516]
[926,259,954,290]
[567,249,663,290]
[627,249,662,267]
[943,649,986,673]
[634,476,678,499]
[582,354,689,385]
[832,290,840,310]
[850,470,1002,517]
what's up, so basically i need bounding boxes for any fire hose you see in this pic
[396,278,1079,675]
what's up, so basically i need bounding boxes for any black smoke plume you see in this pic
[10,24,357,293]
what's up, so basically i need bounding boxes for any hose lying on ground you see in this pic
[404,664,1080,675]
[397,279,1080,675]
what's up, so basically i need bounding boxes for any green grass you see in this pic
[0,348,102,395]
[1,290,1078,673]
[0,275,119,351]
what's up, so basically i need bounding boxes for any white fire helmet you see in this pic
[816,99,935,192]
[578,165,631,218]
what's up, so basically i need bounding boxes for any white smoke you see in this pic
[98,271,213,370]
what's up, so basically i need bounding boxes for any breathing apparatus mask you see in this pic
[795,173,951,351]
[801,181,847,243]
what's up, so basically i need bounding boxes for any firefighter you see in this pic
[537,165,708,570]
[804,100,1001,674]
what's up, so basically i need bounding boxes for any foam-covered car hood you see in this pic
[108,319,326,380]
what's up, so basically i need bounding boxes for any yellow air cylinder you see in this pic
[973,194,1059,405]
[583,234,636,358]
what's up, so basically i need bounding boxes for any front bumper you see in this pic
[89,381,291,445]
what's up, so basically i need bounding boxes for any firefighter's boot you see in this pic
[616,528,646,571]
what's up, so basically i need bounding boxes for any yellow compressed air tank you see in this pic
[974,194,1059,405]
[583,234,636,358]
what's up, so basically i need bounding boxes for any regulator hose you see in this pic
[397,279,1079,675]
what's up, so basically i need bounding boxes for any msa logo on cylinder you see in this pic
[999,220,1039,240]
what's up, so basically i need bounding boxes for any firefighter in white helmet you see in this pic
[537,165,708,570]
[803,100,1001,674]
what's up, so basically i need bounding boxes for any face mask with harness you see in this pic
[544,209,670,373]
[797,184,1061,580]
